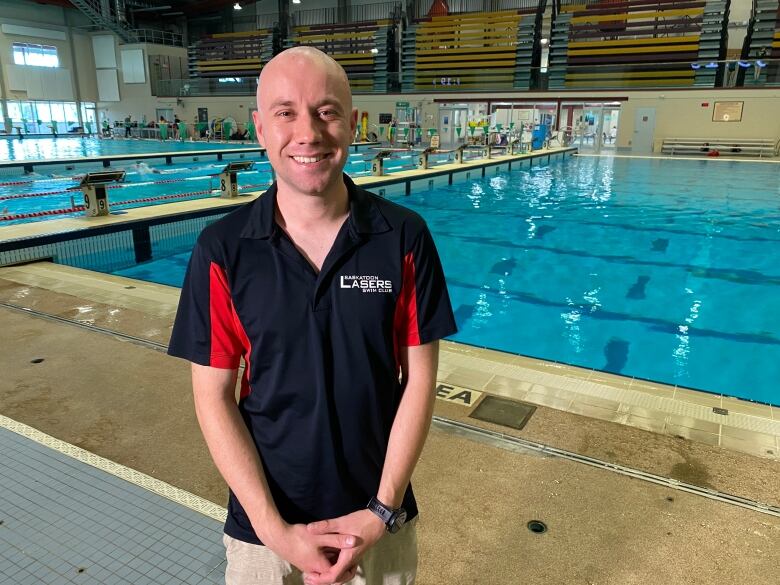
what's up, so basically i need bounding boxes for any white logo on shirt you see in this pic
[340,275,393,294]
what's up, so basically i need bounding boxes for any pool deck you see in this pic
[0,261,777,585]
[1,146,778,584]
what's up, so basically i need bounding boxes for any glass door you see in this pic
[560,102,621,153]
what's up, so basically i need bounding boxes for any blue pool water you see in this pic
[116,155,780,405]
[0,136,252,161]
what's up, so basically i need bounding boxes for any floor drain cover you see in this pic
[469,395,536,430]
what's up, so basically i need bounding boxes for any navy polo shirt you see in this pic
[168,174,457,545]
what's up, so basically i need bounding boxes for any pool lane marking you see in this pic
[436,383,483,407]
[0,413,228,522]
[577,153,780,164]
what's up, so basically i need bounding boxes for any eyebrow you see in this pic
[268,98,344,111]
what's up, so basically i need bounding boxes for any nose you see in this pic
[293,110,322,144]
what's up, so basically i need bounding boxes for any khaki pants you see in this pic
[223,518,417,585]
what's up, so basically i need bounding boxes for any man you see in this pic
[168,46,456,585]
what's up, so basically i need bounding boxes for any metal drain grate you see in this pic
[469,395,536,431]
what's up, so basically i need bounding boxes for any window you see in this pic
[12,43,59,67]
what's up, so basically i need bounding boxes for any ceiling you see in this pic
[32,0,257,18]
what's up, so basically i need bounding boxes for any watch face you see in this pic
[388,509,407,534]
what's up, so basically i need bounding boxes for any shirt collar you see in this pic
[240,174,391,240]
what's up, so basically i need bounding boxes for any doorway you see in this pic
[632,108,656,154]
[439,106,467,147]
[560,102,622,153]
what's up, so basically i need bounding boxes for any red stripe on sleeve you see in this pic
[208,262,247,371]
[394,251,420,347]
[230,299,253,399]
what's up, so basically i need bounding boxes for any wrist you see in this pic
[376,490,403,509]
[249,511,287,544]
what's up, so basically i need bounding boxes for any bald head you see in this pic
[257,47,352,114]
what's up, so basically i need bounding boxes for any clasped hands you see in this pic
[266,509,386,585]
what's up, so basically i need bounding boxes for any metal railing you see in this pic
[292,2,402,26]
[157,77,259,97]
[412,0,541,19]
[256,13,280,29]
[69,0,138,43]
[134,29,183,47]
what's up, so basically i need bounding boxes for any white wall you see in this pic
[0,0,96,105]
[97,40,188,124]
[615,89,780,150]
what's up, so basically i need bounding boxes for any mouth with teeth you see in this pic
[291,154,329,165]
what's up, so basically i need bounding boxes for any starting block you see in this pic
[371,151,393,176]
[69,170,126,217]
[216,160,254,198]
[416,147,437,170]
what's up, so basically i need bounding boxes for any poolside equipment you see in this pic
[370,150,394,176]
[361,112,369,142]
[68,170,126,217]
[416,147,438,170]
[215,161,254,198]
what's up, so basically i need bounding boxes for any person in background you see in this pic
[168,46,456,585]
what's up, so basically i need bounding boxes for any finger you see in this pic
[316,533,357,550]
[304,552,355,585]
[307,519,337,535]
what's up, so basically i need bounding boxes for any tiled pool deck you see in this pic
[0,417,226,585]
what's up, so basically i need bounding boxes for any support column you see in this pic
[65,11,85,129]
[0,50,9,134]
[278,0,290,44]
[338,0,351,23]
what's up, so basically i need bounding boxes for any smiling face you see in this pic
[253,48,358,200]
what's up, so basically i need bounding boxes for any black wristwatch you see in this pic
[367,497,407,534]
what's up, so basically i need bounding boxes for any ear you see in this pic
[350,108,358,137]
[252,110,265,147]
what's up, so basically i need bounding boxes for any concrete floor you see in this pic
[0,273,778,585]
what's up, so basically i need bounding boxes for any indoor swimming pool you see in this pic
[112,155,780,405]
[0,143,452,224]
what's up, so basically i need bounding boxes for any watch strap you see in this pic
[367,496,394,524]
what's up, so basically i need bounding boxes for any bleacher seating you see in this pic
[739,0,780,86]
[189,30,275,79]
[661,137,779,157]
[548,0,730,89]
[287,20,393,93]
[401,7,544,91]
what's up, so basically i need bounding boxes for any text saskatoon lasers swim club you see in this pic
[340,275,392,293]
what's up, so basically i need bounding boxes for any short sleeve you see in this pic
[394,224,457,347]
[168,238,246,369]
